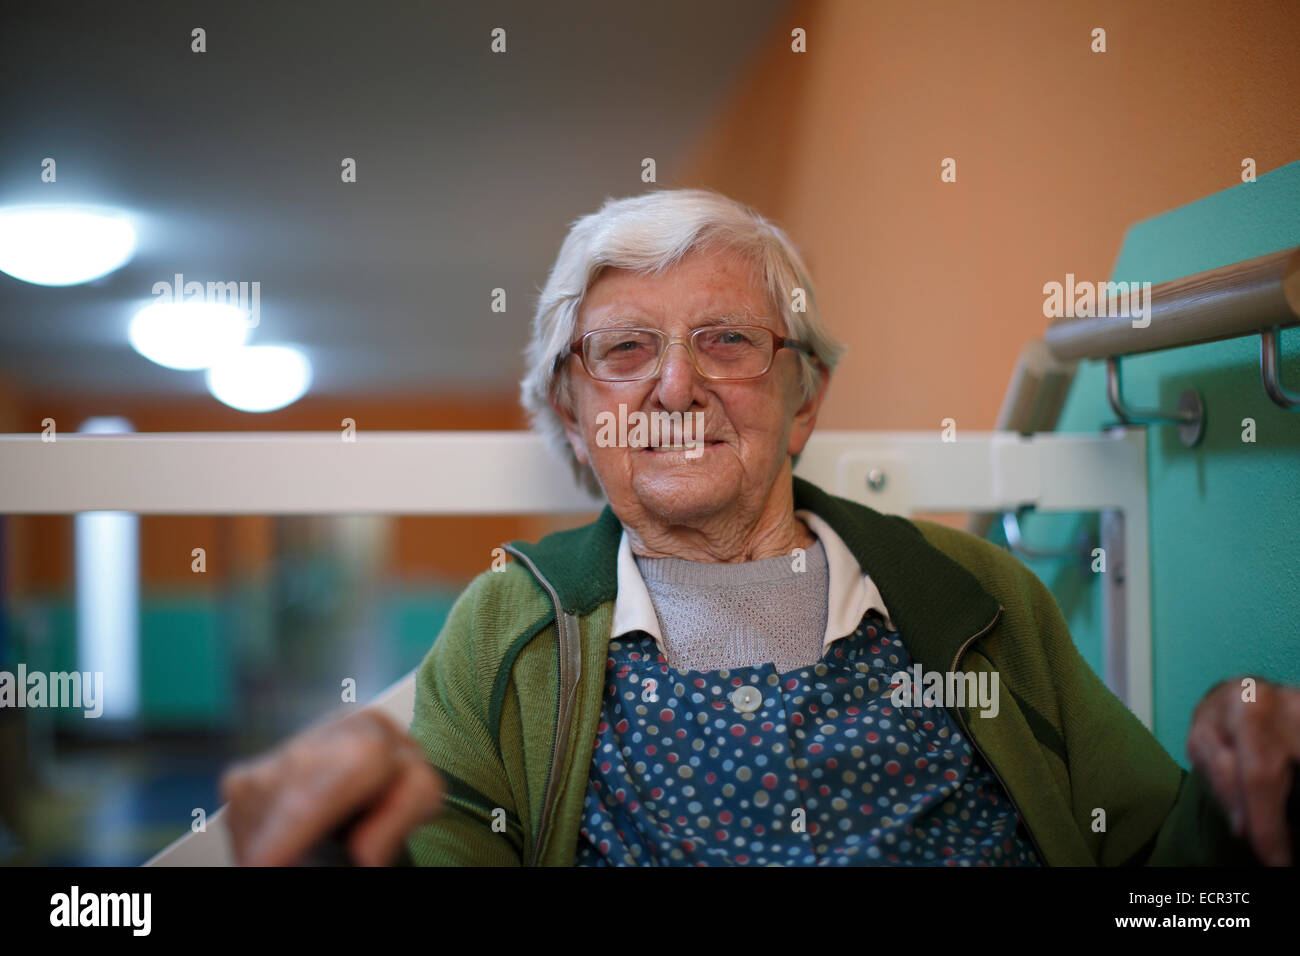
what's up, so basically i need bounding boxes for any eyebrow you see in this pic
[694,311,757,326]
[588,309,760,328]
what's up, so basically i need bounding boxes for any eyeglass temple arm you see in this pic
[777,336,815,356]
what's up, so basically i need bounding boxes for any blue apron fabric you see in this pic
[574,608,1041,866]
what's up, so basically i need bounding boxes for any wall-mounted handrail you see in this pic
[967,340,1077,540]
[968,245,1299,537]
[1044,245,1300,361]
[1044,245,1300,419]
[1001,506,1096,570]
[994,339,1078,435]
[1262,327,1300,408]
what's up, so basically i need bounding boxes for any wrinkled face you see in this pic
[552,244,825,529]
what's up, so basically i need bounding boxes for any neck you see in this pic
[622,472,815,563]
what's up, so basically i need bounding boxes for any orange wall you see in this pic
[681,0,1300,522]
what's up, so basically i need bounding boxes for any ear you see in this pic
[788,363,830,458]
[548,374,591,468]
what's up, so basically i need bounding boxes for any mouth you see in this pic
[643,440,726,454]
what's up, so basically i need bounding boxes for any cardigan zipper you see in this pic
[949,603,1049,865]
[504,544,582,867]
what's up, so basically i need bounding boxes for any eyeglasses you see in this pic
[561,325,814,383]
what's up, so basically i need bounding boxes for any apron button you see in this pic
[731,685,762,713]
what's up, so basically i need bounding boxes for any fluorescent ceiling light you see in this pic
[206,345,312,412]
[0,205,136,286]
[128,300,251,370]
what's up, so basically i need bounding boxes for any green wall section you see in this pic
[383,592,456,676]
[1009,160,1300,766]
[8,588,458,731]
[137,600,233,726]
[7,596,232,730]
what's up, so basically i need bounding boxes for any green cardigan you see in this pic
[404,476,1256,866]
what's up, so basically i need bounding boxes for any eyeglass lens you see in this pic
[584,327,774,381]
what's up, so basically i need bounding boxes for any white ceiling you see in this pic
[0,0,788,397]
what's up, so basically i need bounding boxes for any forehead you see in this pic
[578,246,770,329]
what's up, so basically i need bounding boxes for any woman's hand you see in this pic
[220,709,445,866]
[1186,677,1300,866]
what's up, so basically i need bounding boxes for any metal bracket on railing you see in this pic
[1105,356,1205,447]
[1261,327,1300,410]
[1001,506,1097,574]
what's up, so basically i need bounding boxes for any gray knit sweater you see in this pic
[632,540,829,672]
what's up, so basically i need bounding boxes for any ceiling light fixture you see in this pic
[0,205,136,286]
[128,300,251,370]
[205,345,312,412]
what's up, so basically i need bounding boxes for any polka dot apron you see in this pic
[575,609,1041,866]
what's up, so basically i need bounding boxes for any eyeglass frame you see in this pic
[557,324,818,383]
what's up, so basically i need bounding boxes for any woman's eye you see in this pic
[705,330,748,347]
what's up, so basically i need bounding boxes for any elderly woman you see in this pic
[222,189,1297,867]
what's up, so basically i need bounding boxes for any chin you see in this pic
[629,461,738,523]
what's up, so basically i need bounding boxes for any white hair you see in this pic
[520,188,847,496]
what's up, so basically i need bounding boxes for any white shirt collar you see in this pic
[610,508,895,655]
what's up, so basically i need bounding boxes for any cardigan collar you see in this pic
[507,475,1002,674]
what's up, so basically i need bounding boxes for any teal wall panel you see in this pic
[13,586,458,732]
[384,589,457,674]
[1014,160,1300,766]
[138,598,232,727]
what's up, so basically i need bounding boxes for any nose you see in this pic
[652,340,701,411]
